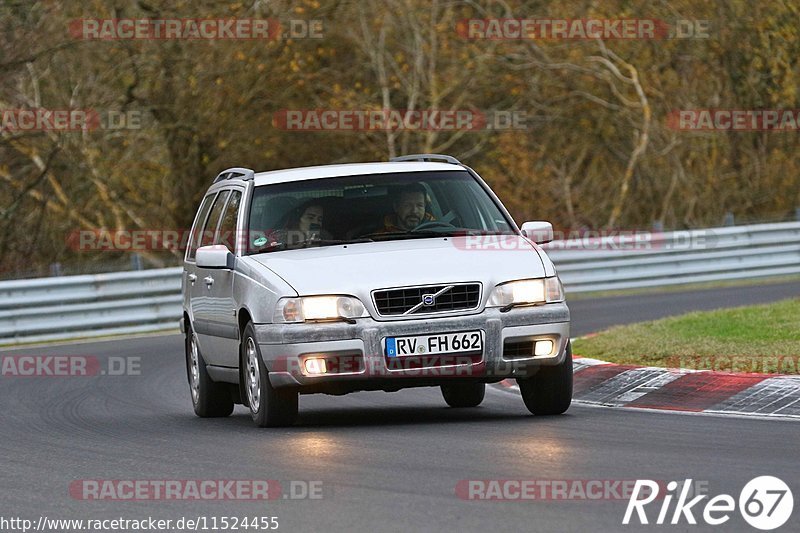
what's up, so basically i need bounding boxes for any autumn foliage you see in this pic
[1,0,799,276]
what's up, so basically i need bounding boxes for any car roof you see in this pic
[251,161,464,186]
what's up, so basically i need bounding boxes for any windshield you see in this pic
[245,170,515,254]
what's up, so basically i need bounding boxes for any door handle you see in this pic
[203,276,214,288]
[187,273,197,285]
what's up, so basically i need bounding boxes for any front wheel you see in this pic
[242,323,298,427]
[185,326,234,417]
[517,342,573,415]
[441,383,485,408]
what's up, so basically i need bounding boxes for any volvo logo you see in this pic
[401,285,455,315]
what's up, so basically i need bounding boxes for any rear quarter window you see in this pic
[198,191,231,249]
[186,193,216,261]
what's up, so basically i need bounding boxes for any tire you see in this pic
[185,325,234,417]
[441,382,485,408]
[517,342,573,415]
[242,323,298,427]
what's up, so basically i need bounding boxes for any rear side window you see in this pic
[187,193,216,261]
[199,191,230,249]
[216,190,242,251]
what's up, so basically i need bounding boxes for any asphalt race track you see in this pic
[2,282,799,532]
[568,279,800,336]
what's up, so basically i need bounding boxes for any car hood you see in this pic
[250,235,546,297]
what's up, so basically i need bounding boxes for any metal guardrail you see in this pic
[1,222,798,346]
[0,268,182,346]
[546,221,800,292]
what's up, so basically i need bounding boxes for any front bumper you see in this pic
[254,303,570,390]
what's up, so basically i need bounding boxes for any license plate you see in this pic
[385,330,484,357]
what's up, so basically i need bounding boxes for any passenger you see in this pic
[251,201,331,250]
[379,183,435,232]
[282,201,333,246]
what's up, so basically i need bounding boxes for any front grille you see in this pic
[373,283,481,316]
[503,341,535,359]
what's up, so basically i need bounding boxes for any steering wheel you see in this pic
[413,220,456,231]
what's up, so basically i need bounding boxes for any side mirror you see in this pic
[196,245,235,269]
[520,221,554,244]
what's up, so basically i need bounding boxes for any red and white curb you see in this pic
[496,356,800,419]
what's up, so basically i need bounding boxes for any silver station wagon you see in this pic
[182,154,572,427]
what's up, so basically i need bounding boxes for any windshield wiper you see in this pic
[363,228,518,240]
[362,229,459,241]
[254,237,374,253]
[304,238,374,246]
[254,230,514,252]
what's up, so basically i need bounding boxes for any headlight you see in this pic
[274,296,368,323]
[487,277,564,308]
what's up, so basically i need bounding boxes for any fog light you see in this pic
[534,340,554,356]
[304,357,327,375]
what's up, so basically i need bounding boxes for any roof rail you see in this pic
[390,153,462,165]
[213,167,255,183]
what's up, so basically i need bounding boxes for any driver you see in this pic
[378,183,435,232]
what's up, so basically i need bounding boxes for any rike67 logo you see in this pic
[624,476,793,530]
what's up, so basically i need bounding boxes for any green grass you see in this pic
[572,298,800,374]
